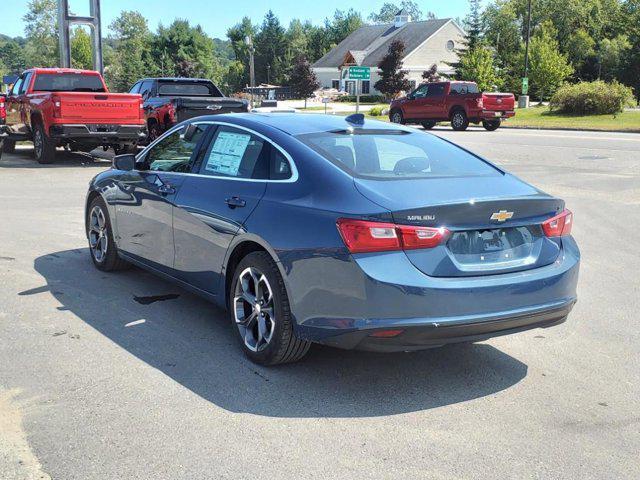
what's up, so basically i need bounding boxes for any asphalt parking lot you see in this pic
[1,127,639,479]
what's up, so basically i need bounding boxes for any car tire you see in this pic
[421,121,436,130]
[87,196,130,272]
[2,139,16,154]
[482,120,501,131]
[33,122,56,164]
[390,110,404,124]
[451,110,469,131]
[230,251,311,366]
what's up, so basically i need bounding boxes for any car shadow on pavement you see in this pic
[30,249,528,418]
[0,148,113,169]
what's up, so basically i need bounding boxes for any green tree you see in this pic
[23,0,58,67]
[222,60,246,94]
[254,11,287,85]
[599,35,631,80]
[227,17,257,88]
[325,9,364,47]
[457,46,500,91]
[529,21,574,100]
[106,11,156,92]
[0,41,28,74]
[154,20,222,82]
[71,27,93,70]
[289,55,320,107]
[374,39,410,99]
[464,0,483,49]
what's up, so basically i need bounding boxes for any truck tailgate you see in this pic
[57,93,142,124]
[482,93,515,111]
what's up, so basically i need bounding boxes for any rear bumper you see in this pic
[289,237,580,352]
[313,299,574,352]
[480,110,516,120]
[49,124,147,144]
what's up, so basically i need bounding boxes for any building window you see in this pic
[361,80,370,94]
[331,80,340,90]
[446,40,455,51]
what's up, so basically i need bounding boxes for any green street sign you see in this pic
[522,77,529,95]
[348,66,371,80]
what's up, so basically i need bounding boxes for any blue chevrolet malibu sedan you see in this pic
[85,113,580,365]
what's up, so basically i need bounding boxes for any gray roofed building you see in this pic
[312,17,465,96]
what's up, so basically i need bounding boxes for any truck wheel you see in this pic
[451,110,469,131]
[482,120,501,131]
[421,121,436,130]
[2,139,16,154]
[33,123,55,164]
[390,110,404,124]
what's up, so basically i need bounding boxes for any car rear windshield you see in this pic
[297,129,501,180]
[32,73,106,92]
[157,81,222,97]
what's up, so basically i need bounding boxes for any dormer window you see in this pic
[394,9,411,27]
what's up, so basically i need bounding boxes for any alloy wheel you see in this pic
[88,205,108,263]
[391,112,402,124]
[233,267,276,352]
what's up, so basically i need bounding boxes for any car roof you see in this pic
[197,113,410,136]
[26,68,100,75]
[139,77,213,83]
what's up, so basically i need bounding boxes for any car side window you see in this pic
[269,146,293,180]
[139,81,154,100]
[19,73,32,94]
[412,84,429,98]
[144,124,208,172]
[198,126,269,179]
[450,84,460,95]
[427,84,445,96]
[10,76,24,96]
[129,82,141,94]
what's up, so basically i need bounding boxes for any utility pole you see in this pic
[245,35,256,108]
[57,0,103,73]
[519,0,532,108]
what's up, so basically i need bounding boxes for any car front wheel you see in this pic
[230,251,310,366]
[390,110,404,124]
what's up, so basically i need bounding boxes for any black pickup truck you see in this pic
[129,78,249,141]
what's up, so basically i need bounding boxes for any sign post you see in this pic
[347,66,370,115]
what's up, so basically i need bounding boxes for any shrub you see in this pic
[335,95,386,103]
[550,81,636,115]
[368,106,386,116]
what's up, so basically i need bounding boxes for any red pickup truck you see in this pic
[2,68,146,163]
[389,81,515,131]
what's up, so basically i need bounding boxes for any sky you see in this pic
[0,0,477,39]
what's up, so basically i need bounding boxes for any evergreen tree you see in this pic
[374,39,410,99]
[255,11,287,85]
[464,0,483,49]
[289,55,320,107]
[71,27,93,70]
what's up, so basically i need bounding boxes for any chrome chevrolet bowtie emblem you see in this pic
[491,210,514,222]
[206,105,222,110]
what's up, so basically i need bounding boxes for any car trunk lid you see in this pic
[354,175,564,277]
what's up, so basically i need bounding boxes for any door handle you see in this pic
[225,196,246,209]
[158,184,176,195]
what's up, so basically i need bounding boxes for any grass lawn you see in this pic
[505,106,640,132]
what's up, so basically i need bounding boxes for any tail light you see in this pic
[476,97,484,108]
[0,96,5,120]
[542,209,573,237]
[336,218,450,254]
[52,96,61,118]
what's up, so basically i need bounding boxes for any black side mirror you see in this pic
[113,154,136,171]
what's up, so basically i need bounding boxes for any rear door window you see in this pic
[198,126,269,179]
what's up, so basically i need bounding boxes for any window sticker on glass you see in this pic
[205,131,251,176]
